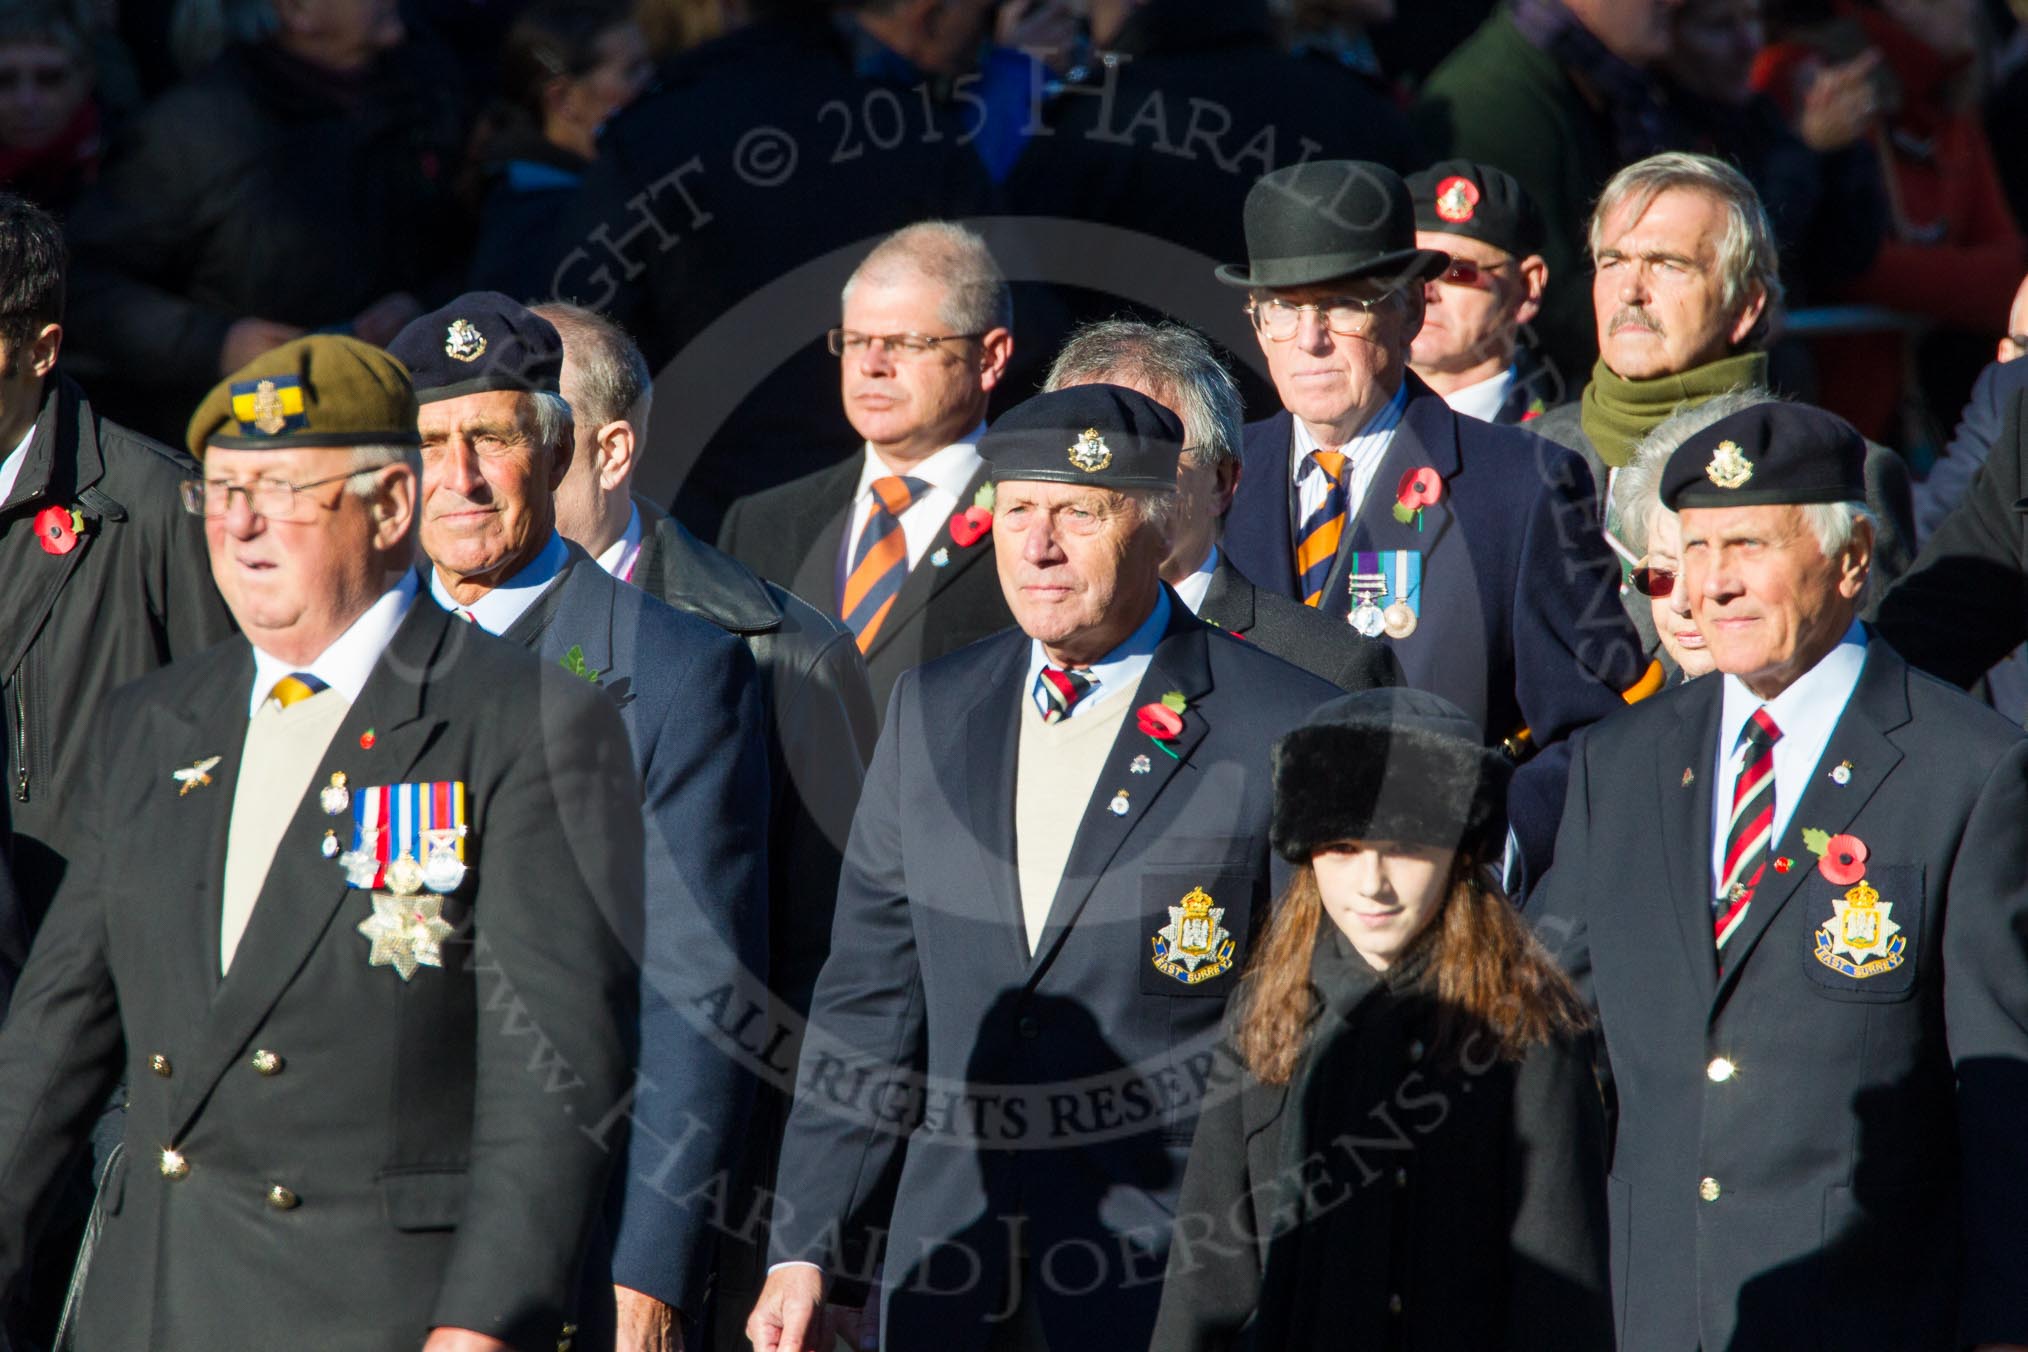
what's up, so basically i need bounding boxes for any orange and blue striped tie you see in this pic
[267,672,329,710]
[841,475,928,652]
[1296,449,1349,607]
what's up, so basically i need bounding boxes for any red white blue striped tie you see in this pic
[1034,666,1096,724]
[1715,708,1782,951]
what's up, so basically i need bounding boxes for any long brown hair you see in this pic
[1233,858,1590,1086]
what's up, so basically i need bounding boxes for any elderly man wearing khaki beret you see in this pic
[0,335,644,1352]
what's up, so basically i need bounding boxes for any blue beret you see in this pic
[980,384,1183,490]
[1661,403,1866,511]
[389,291,562,403]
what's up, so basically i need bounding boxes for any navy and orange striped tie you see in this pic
[1296,449,1349,607]
[841,475,928,652]
[267,672,329,710]
[1715,708,1782,952]
[1033,666,1096,724]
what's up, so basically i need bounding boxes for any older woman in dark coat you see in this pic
[1150,689,1614,1352]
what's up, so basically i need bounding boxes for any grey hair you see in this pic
[1043,319,1243,473]
[1614,387,1775,556]
[531,302,653,431]
[1589,152,1785,319]
[527,390,575,458]
[344,443,421,497]
[843,221,1013,336]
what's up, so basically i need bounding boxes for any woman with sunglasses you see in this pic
[1149,688,1612,1352]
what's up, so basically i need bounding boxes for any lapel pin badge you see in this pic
[1682,767,1695,788]
[1130,753,1152,775]
[930,547,950,568]
[320,771,350,815]
[173,755,222,796]
[360,729,377,750]
[1830,760,1853,786]
[1108,789,1130,817]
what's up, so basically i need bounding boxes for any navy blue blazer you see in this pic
[1223,375,1642,882]
[769,599,1339,1351]
[498,546,772,1321]
[1526,639,2028,1350]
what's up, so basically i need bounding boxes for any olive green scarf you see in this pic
[1579,351,1769,469]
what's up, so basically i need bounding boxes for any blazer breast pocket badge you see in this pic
[1143,875,1253,997]
[1812,879,1905,980]
[338,781,470,981]
[1802,860,1923,998]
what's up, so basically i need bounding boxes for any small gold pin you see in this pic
[173,755,222,796]
[1682,767,1695,788]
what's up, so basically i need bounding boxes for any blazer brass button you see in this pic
[149,1054,172,1077]
[266,1184,299,1211]
[251,1049,284,1076]
[1699,1176,1722,1202]
[159,1148,189,1181]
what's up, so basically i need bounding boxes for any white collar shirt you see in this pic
[845,429,985,573]
[1289,381,1408,536]
[1436,362,1517,425]
[1708,621,1870,898]
[595,503,645,584]
[247,571,418,718]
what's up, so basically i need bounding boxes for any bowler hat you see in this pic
[1217,160,1450,291]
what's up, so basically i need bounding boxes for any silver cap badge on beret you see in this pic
[1705,439,1753,490]
[1067,428,1113,473]
[445,319,487,363]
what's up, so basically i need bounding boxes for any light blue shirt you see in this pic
[247,572,418,718]
[1708,621,1869,898]
[429,530,569,635]
[1023,588,1172,720]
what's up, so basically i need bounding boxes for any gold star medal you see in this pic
[357,892,454,980]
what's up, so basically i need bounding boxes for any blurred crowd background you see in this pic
[3,0,2021,534]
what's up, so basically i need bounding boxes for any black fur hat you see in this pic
[1271,689,1511,863]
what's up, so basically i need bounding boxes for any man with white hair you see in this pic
[1529,151,1913,587]
[1042,317,1400,691]
[719,220,1016,716]
[1529,401,2028,1352]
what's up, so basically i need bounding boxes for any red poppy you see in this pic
[1135,703,1183,740]
[949,506,992,547]
[359,730,377,750]
[33,505,80,556]
[1397,467,1443,509]
[1817,833,1868,886]
[1773,857,1792,874]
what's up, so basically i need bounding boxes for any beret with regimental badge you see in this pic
[1661,402,1867,511]
[186,335,419,458]
[980,384,1184,491]
[389,290,563,403]
[1405,159,1547,259]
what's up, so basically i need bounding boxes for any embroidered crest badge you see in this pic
[1151,886,1235,985]
[445,318,487,362]
[1812,879,1906,980]
[1705,439,1754,490]
[1067,427,1113,474]
[1433,175,1479,224]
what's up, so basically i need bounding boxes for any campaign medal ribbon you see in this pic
[341,781,469,894]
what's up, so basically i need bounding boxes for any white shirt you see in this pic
[0,423,35,510]
[595,504,645,584]
[429,530,570,635]
[1290,381,1407,532]
[1437,363,1517,425]
[1707,621,1869,898]
[247,572,418,718]
[1023,588,1171,720]
[844,429,986,572]
[1172,545,1219,616]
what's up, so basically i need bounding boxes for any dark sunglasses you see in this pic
[1630,564,1678,598]
[1436,257,1509,289]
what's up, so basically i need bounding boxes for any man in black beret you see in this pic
[1528,401,2028,1352]
[1218,157,1645,893]
[392,292,773,1352]
[1405,160,1557,426]
[749,385,1340,1352]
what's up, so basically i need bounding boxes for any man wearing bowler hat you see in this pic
[0,336,645,1350]
[1527,402,2028,1352]
[746,385,1340,1352]
[1218,159,1645,887]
